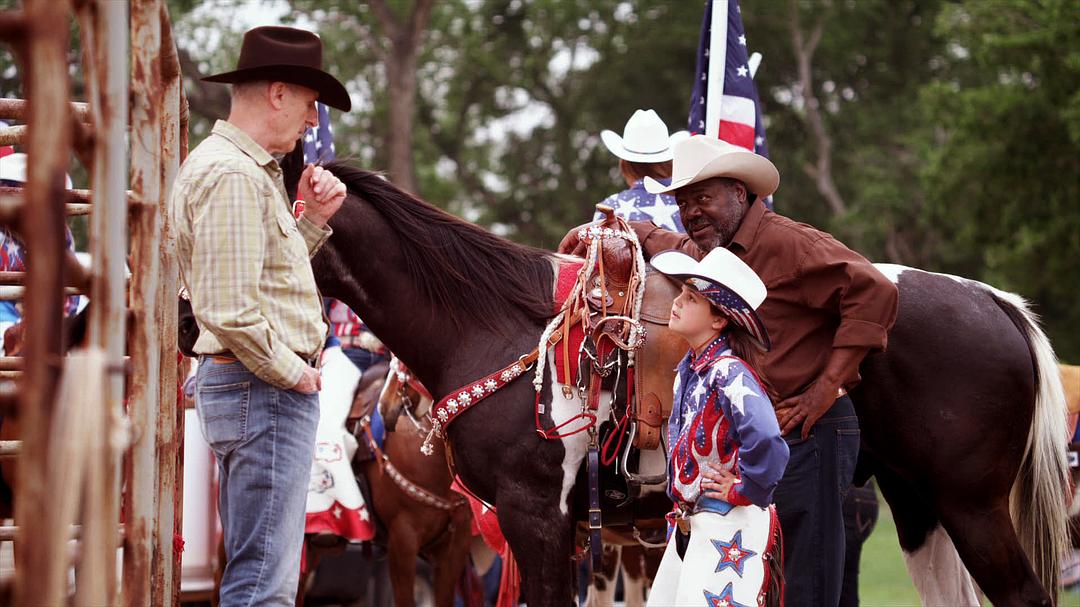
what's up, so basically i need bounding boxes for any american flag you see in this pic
[302,102,335,164]
[687,0,770,160]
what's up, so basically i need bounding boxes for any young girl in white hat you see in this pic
[647,246,789,607]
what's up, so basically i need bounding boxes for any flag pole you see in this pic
[705,0,729,138]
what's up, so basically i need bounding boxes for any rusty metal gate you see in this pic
[0,0,186,604]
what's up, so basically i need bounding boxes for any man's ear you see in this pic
[268,81,289,110]
[732,180,749,205]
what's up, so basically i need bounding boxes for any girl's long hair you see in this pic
[719,316,773,398]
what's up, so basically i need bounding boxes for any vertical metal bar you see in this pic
[126,0,163,605]
[82,0,128,604]
[12,0,71,605]
[155,4,182,604]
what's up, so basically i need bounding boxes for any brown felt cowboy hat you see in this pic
[203,26,351,111]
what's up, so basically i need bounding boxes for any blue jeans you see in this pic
[772,395,860,607]
[196,357,320,607]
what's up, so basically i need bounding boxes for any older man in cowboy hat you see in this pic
[171,26,351,606]
[561,135,898,607]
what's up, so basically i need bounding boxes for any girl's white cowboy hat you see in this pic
[644,135,779,198]
[650,247,771,351]
[600,109,690,163]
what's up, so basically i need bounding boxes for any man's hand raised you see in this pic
[298,164,347,228]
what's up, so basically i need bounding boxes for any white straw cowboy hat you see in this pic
[600,109,689,163]
[651,247,771,351]
[644,135,779,198]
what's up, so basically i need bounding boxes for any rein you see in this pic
[359,416,464,512]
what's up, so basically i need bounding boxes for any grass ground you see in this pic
[858,493,1080,606]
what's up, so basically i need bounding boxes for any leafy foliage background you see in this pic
[0,0,1077,359]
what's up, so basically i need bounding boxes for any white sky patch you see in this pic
[548,40,600,79]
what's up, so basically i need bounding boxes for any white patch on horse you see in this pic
[545,352,612,516]
[901,524,981,606]
[874,263,973,288]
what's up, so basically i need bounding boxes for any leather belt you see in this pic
[208,350,319,367]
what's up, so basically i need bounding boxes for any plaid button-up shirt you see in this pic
[172,120,331,389]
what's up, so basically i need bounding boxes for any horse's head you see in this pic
[281,139,306,200]
[347,359,390,422]
[375,358,433,432]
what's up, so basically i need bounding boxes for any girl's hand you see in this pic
[700,462,739,500]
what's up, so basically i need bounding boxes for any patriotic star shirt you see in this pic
[593,180,686,233]
[668,334,788,514]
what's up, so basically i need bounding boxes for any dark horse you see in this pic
[284,155,1067,605]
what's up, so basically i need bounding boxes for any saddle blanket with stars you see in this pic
[647,506,777,607]
[305,345,375,541]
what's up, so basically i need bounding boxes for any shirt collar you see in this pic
[728,199,768,253]
[211,120,278,170]
[690,334,731,373]
[630,177,671,192]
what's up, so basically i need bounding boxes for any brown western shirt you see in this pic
[636,200,899,401]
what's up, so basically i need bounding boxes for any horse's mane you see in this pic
[323,161,556,333]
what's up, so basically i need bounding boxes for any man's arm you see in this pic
[629,221,706,260]
[558,220,705,261]
[190,171,306,389]
[775,236,898,436]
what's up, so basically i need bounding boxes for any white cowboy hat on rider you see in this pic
[643,135,779,199]
[601,109,690,163]
[0,152,74,189]
[650,246,771,351]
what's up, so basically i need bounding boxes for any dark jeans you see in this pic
[773,395,860,607]
[839,480,879,607]
[342,347,388,374]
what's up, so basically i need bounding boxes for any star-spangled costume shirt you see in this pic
[668,334,788,515]
[593,179,686,233]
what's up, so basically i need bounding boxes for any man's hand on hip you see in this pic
[292,365,321,394]
[775,379,839,439]
[298,164,346,228]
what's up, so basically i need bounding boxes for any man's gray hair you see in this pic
[230,80,271,101]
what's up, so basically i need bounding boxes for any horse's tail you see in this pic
[987,286,1069,596]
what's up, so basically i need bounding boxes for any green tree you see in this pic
[917,0,1080,359]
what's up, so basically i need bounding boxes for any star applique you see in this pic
[689,379,710,407]
[638,196,681,231]
[721,373,758,415]
[704,582,752,607]
[711,530,757,576]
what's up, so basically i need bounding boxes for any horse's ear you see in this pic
[282,139,305,199]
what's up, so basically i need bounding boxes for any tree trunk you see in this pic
[368,0,434,195]
[386,47,419,193]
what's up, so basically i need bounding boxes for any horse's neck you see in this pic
[313,197,548,394]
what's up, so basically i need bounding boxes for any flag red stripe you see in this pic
[719,120,755,150]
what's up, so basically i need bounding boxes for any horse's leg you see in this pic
[294,541,320,607]
[432,506,475,607]
[386,518,421,607]
[937,495,1053,607]
[618,545,648,607]
[584,544,619,607]
[496,492,575,607]
[875,468,981,606]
